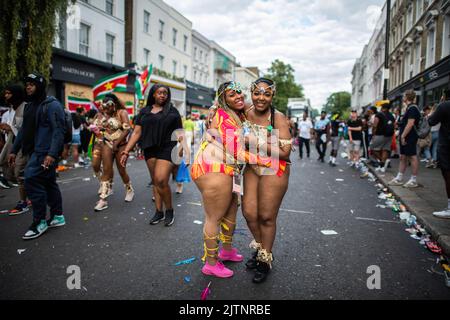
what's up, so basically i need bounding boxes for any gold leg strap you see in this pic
[257,249,273,269]
[202,232,219,263]
[249,240,262,250]
[220,218,236,245]
[99,181,110,200]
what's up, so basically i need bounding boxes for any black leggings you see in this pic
[441,169,450,199]
[298,138,310,158]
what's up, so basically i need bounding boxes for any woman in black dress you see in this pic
[120,84,182,226]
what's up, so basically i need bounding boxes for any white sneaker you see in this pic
[62,160,68,165]
[125,184,134,202]
[403,180,419,188]
[388,178,404,186]
[94,199,108,212]
[432,209,450,219]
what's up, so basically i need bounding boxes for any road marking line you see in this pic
[187,202,202,206]
[355,217,400,224]
[280,209,313,214]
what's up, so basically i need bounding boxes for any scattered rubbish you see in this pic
[177,204,182,207]
[201,282,212,301]
[83,217,89,221]
[315,265,322,267]
[0,210,9,214]
[321,230,338,235]
[341,152,348,159]
[399,212,411,221]
[410,235,422,240]
[17,249,26,255]
[338,169,344,173]
[193,220,203,225]
[139,212,144,215]
[83,178,91,182]
[184,276,191,283]
[406,215,417,227]
[350,210,354,214]
[320,172,325,175]
[174,257,196,266]
[336,179,344,182]
[376,205,387,209]
[280,208,314,214]
[82,286,88,292]
[426,241,443,255]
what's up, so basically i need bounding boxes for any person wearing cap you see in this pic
[0,84,30,214]
[9,72,66,240]
[371,103,396,173]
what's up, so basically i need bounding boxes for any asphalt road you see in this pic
[1,147,450,300]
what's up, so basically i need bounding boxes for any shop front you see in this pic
[51,48,136,116]
[388,55,450,110]
[186,80,215,119]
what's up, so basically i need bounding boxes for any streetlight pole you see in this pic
[383,0,391,100]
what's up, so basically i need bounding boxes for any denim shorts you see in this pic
[71,133,81,145]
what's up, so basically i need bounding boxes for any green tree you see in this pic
[0,0,72,89]
[265,59,304,114]
[323,91,351,116]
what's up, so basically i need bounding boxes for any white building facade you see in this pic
[235,67,259,102]
[192,30,212,88]
[351,4,386,111]
[210,41,237,90]
[126,0,193,115]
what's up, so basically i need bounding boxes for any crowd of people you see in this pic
[0,75,293,284]
[289,89,450,219]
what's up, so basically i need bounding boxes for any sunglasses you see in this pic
[102,100,115,108]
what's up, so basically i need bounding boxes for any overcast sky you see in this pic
[165,0,385,109]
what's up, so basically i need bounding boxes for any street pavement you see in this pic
[1,148,450,300]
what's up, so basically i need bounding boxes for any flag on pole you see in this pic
[87,134,95,160]
[125,101,134,116]
[134,65,153,100]
[67,96,92,112]
[93,70,129,101]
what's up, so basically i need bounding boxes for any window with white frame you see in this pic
[200,50,203,62]
[416,0,423,22]
[183,35,188,52]
[159,55,164,70]
[205,53,208,64]
[79,23,90,56]
[172,60,177,76]
[159,20,164,41]
[172,28,177,47]
[194,47,197,60]
[106,33,114,63]
[194,70,197,82]
[144,49,150,66]
[144,11,150,33]
[404,50,411,81]
[183,65,187,79]
[442,14,450,58]
[426,26,436,68]
[406,5,413,32]
[414,40,421,75]
[106,0,114,15]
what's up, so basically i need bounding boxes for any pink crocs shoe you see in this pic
[202,261,234,278]
[218,247,244,262]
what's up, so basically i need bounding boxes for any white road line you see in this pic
[280,209,314,214]
[355,217,400,224]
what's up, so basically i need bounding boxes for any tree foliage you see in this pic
[265,59,304,114]
[0,0,71,89]
[323,91,351,116]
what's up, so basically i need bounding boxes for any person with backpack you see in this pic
[389,90,421,188]
[371,102,395,173]
[9,72,66,240]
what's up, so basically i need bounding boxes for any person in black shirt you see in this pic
[389,90,421,188]
[347,110,363,167]
[371,102,395,173]
[329,113,341,167]
[121,84,182,227]
[429,94,450,219]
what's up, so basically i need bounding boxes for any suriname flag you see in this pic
[92,70,129,101]
[67,96,93,112]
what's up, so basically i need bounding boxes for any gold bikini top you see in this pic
[243,120,292,148]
